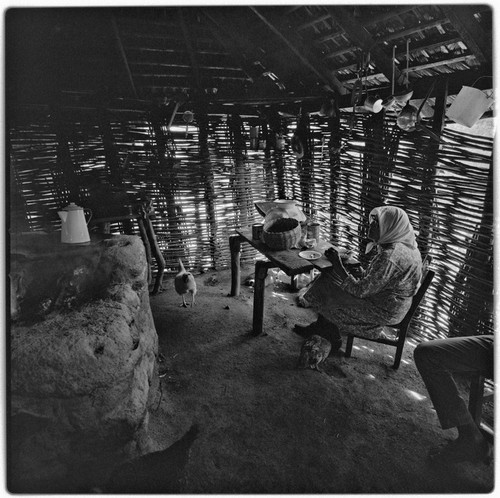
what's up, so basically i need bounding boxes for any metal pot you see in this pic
[396,103,419,131]
[58,203,92,244]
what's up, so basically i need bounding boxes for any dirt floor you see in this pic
[147,264,494,494]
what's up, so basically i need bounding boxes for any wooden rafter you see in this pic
[324,6,401,84]
[249,6,347,95]
[340,53,477,87]
[441,6,491,65]
[431,77,448,136]
[336,69,490,108]
[201,9,258,83]
[376,18,451,43]
[178,9,201,90]
[110,16,138,99]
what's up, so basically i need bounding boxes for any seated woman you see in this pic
[295,205,423,351]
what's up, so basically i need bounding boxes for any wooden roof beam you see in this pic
[339,53,477,83]
[441,6,491,65]
[337,69,491,106]
[376,18,451,43]
[297,6,416,33]
[178,9,202,91]
[110,16,138,99]
[200,9,260,83]
[297,14,332,31]
[361,6,417,27]
[324,6,401,84]
[249,6,348,95]
[325,35,462,61]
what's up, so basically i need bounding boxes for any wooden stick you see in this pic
[137,217,153,285]
[143,215,165,295]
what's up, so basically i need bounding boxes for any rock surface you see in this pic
[9,234,159,492]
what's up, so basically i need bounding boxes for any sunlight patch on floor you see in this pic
[405,388,427,401]
[360,345,374,353]
[271,291,290,301]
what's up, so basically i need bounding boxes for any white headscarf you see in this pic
[365,206,418,254]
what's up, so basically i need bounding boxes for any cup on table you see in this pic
[304,238,317,249]
[252,223,264,240]
[307,222,320,242]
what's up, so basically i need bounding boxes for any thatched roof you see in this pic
[6,4,493,114]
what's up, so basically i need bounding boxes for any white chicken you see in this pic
[174,259,197,307]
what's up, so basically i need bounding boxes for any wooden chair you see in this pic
[344,260,435,370]
[468,374,494,441]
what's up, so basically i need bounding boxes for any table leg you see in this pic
[252,260,275,336]
[229,234,244,296]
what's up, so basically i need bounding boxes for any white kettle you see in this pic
[58,203,92,244]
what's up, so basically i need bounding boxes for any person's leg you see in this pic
[414,335,493,463]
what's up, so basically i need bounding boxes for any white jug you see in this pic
[265,199,307,223]
[58,203,92,244]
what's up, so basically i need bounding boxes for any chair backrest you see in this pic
[397,258,435,329]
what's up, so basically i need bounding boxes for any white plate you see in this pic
[299,250,322,260]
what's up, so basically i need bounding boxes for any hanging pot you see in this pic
[182,110,194,123]
[182,110,194,137]
[319,98,336,118]
[396,103,418,131]
[396,82,441,142]
[364,95,384,113]
[275,135,285,150]
[291,134,304,158]
[250,125,260,150]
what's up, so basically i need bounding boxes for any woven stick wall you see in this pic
[9,107,493,342]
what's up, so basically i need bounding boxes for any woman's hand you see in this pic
[324,247,349,280]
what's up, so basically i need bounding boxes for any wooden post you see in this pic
[328,96,341,241]
[149,104,182,243]
[295,112,313,217]
[228,114,250,227]
[98,106,122,185]
[252,260,274,335]
[229,234,243,296]
[52,104,80,204]
[197,105,219,267]
[417,79,447,256]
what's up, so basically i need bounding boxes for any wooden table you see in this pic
[229,227,335,335]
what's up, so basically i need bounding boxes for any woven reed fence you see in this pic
[9,106,493,342]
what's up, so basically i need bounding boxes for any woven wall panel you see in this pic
[9,109,493,342]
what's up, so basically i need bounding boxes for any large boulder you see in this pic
[9,234,159,492]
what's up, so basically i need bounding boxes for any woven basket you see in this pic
[262,218,302,250]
